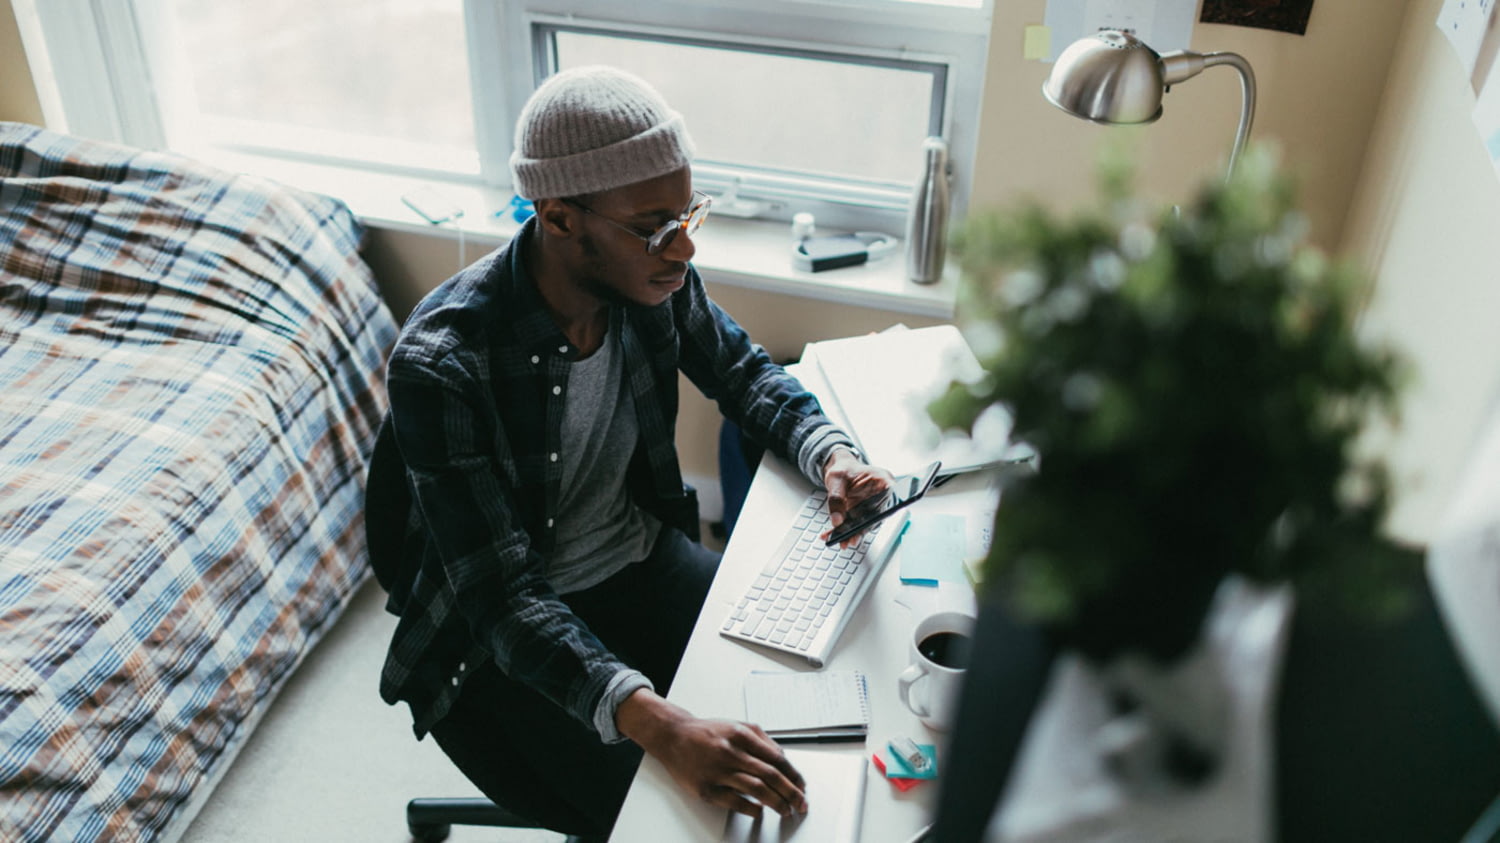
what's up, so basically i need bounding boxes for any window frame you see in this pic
[530,16,951,228]
[17,0,991,232]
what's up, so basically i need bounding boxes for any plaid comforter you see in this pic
[0,123,397,841]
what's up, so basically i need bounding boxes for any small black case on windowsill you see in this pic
[794,234,872,272]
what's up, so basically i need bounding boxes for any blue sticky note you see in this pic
[878,743,939,780]
[899,513,968,586]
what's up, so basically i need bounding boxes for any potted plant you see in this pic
[930,146,1418,788]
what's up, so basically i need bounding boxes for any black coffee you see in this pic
[918,631,972,668]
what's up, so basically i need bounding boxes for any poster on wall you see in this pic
[1473,59,1500,178]
[1042,0,1198,61]
[1199,0,1316,35]
[1437,0,1499,93]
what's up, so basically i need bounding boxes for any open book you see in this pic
[801,324,1029,478]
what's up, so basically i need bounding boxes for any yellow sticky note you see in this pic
[1024,25,1051,61]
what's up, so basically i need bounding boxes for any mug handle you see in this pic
[898,663,930,718]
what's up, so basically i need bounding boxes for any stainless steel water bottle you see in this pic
[905,136,951,285]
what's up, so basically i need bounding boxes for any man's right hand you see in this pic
[616,688,808,819]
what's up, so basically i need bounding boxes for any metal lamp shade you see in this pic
[1043,30,1165,125]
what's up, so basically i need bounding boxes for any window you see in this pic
[18,0,991,230]
[156,0,480,176]
[540,23,945,224]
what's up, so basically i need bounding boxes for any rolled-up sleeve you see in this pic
[673,269,856,482]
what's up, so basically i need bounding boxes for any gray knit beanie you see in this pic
[510,66,696,200]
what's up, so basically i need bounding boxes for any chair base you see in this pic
[405,796,606,843]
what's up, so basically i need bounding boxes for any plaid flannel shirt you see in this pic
[374,219,854,740]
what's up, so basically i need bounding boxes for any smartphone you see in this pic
[825,460,942,546]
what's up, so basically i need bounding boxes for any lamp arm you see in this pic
[1202,52,1257,178]
[1158,50,1257,178]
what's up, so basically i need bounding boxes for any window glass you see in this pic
[166,0,474,155]
[551,29,942,188]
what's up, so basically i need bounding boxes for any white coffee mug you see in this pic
[897,609,975,731]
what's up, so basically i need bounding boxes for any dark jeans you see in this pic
[428,527,721,837]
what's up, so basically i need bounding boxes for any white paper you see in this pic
[1043,0,1198,62]
[721,750,866,843]
[807,325,1015,478]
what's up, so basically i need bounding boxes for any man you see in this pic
[368,65,891,837]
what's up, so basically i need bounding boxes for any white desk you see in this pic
[610,454,996,842]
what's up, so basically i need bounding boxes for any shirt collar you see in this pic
[503,217,587,362]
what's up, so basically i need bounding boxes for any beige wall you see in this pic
[974,0,1408,251]
[1343,0,1500,543]
[673,284,944,483]
[1,0,43,124]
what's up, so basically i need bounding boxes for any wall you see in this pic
[1342,0,1500,543]
[973,0,1409,252]
[0,0,42,124]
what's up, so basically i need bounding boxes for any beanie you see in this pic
[510,66,696,200]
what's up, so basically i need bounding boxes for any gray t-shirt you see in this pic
[546,321,661,594]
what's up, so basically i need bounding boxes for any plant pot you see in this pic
[985,576,1297,841]
[1048,563,1227,667]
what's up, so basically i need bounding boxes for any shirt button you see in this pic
[558,345,568,353]
[458,662,466,672]
[451,676,459,686]
[552,385,561,396]
[547,518,555,528]
[530,355,539,365]
[550,452,558,462]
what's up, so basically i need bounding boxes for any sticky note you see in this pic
[1024,25,1051,61]
[899,513,968,586]
[871,752,924,791]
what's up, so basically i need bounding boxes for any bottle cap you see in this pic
[791,212,816,242]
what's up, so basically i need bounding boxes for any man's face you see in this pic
[567,167,698,308]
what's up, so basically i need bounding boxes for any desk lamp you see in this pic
[1042,30,1257,177]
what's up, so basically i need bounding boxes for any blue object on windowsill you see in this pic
[501,195,535,223]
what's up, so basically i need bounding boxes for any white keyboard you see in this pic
[719,489,908,667]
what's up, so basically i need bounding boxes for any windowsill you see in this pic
[199,150,959,319]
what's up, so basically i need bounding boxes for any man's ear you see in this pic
[533,198,576,239]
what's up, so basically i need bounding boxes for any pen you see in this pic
[774,732,867,744]
[904,821,935,843]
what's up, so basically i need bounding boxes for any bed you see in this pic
[0,122,398,841]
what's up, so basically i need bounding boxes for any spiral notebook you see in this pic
[743,670,870,742]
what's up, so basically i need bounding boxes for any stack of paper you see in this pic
[801,324,1024,478]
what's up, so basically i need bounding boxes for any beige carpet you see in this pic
[180,576,561,842]
[182,523,727,842]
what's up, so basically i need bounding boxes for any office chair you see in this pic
[369,421,611,843]
[404,796,604,842]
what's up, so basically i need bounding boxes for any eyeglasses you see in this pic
[563,191,712,255]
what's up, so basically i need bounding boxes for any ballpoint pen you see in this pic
[776,732,867,744]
